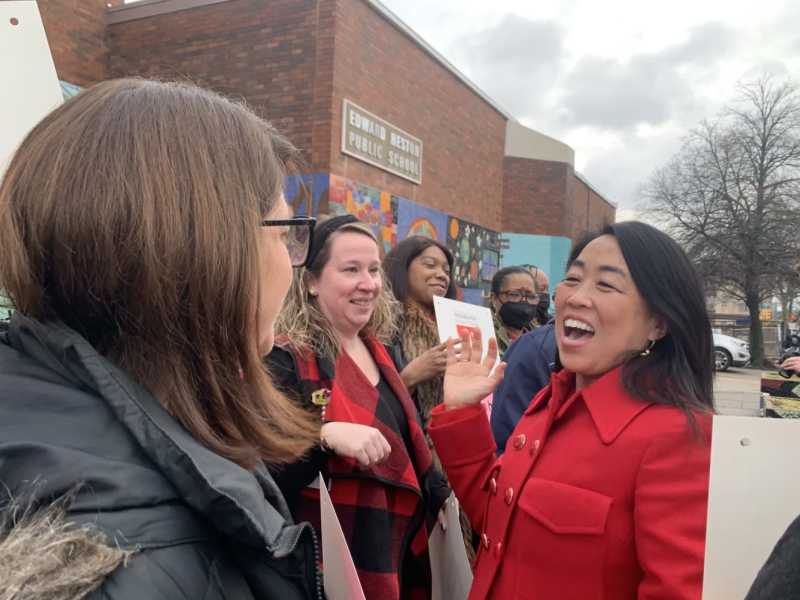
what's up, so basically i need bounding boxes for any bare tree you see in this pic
[640,75,800,364]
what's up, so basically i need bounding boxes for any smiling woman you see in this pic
[425,221,716,600]
[266,216,451,600]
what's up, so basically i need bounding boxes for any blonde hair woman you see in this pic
[266,215,450,600]
[0,79,321,598]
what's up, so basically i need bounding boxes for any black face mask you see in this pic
[537,293,551,318]
[499,301,539,330]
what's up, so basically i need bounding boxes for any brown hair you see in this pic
[275,223,400,360]
[0,78,318,469]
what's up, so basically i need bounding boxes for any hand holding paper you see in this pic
[443,328,505,410]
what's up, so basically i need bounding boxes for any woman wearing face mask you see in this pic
[0,80,321,599]
[522,265,553,325]
[265,216,449,600]
[427,222,715,600]
[490,266,541,357]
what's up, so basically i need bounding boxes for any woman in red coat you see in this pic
[429,221,716,600]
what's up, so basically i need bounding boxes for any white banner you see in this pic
[0,2,63,180]
[703,416,800,599]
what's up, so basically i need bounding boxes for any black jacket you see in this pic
[0,315,321,599]
[746,513,800,600]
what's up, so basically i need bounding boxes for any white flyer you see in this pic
[433,296,499,370]
[0,1,64,179]
[318,473,366,600]
[702,416,800,599]
[429,493,473,600]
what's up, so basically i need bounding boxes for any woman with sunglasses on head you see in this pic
[265,216,450,600]
[0,79,322,599]
[490,266,542,358]
[427,222,715,600]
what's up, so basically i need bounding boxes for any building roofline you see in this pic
[575,171,617,209]
[108,0,518,123]
[363,0,516,123]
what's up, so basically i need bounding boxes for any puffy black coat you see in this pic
[0,315,321,599]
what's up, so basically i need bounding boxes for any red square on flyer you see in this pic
[455,324,475,341]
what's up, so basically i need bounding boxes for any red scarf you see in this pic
[280,335,434,600]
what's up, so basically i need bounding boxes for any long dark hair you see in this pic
[0,79,319,469]
[383,237,457,303]
[564,222,715,420]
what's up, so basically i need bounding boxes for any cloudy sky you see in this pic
[380,0,800,215]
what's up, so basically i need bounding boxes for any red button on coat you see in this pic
[529,439,540,457]
[489,478,498,494]
[513,434,526,450]
[504,488,514,506]
[494,542,503,559]
[482,533,490,550]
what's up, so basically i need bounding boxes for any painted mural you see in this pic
[285,174,312,216]
[447,217,501,290]
[396,198,448,244]
[284,173,499,306]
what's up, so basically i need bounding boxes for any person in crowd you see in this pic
[383,236,457,403]
[489,266,541,356]
[429,221,716,600]
[746,263,800,600]
[266,216,449,600]
[383,235,477,561]
[490,320,557,455]
[529,265,554,324]
[0,79,323,598]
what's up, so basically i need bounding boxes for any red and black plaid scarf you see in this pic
[279,335,434,600]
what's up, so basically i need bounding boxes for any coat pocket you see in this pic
[513,478,613,600]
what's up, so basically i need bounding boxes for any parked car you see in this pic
[714,333,751,371]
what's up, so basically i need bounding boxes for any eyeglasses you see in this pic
[261,216,316,268]
[499,291,540,305]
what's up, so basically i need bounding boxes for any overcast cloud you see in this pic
[381,0,800,209]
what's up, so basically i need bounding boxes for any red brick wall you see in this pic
[107,0,335,172]
[572,176,616,239]
[329,0,507,232]
[35,0,109,86]
[502,157,574,237]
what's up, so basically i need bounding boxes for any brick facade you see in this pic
[107,0,335,172]
[328,0,506,231]
[572,175,616,239]
[32,0,613,244]
[36,0,108,86]
[501,157,575,238]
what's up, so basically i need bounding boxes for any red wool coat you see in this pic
[428,367,712,600]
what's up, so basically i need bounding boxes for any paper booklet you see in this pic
[433,296,499,418]
[318,474,366,600]
[429,492,474,600]
[1,1,63,179]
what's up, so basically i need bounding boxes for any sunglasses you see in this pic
[261,216,316,268]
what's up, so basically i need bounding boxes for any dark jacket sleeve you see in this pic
[264,347,330,518]
[490,326,555,456]
[746,513,800,600]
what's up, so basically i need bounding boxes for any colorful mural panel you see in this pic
[447,217,500,289]
[284,174,311,216]
[457,288,484,307]
[344,182,398,253]
[396,197,448,244]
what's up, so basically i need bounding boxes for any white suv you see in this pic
[713,333,751,371]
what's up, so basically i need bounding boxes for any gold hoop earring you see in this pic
[641,339,655,357]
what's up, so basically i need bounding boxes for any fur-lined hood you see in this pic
[0,489,130,600]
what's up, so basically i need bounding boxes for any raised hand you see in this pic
[443,328,506,410]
